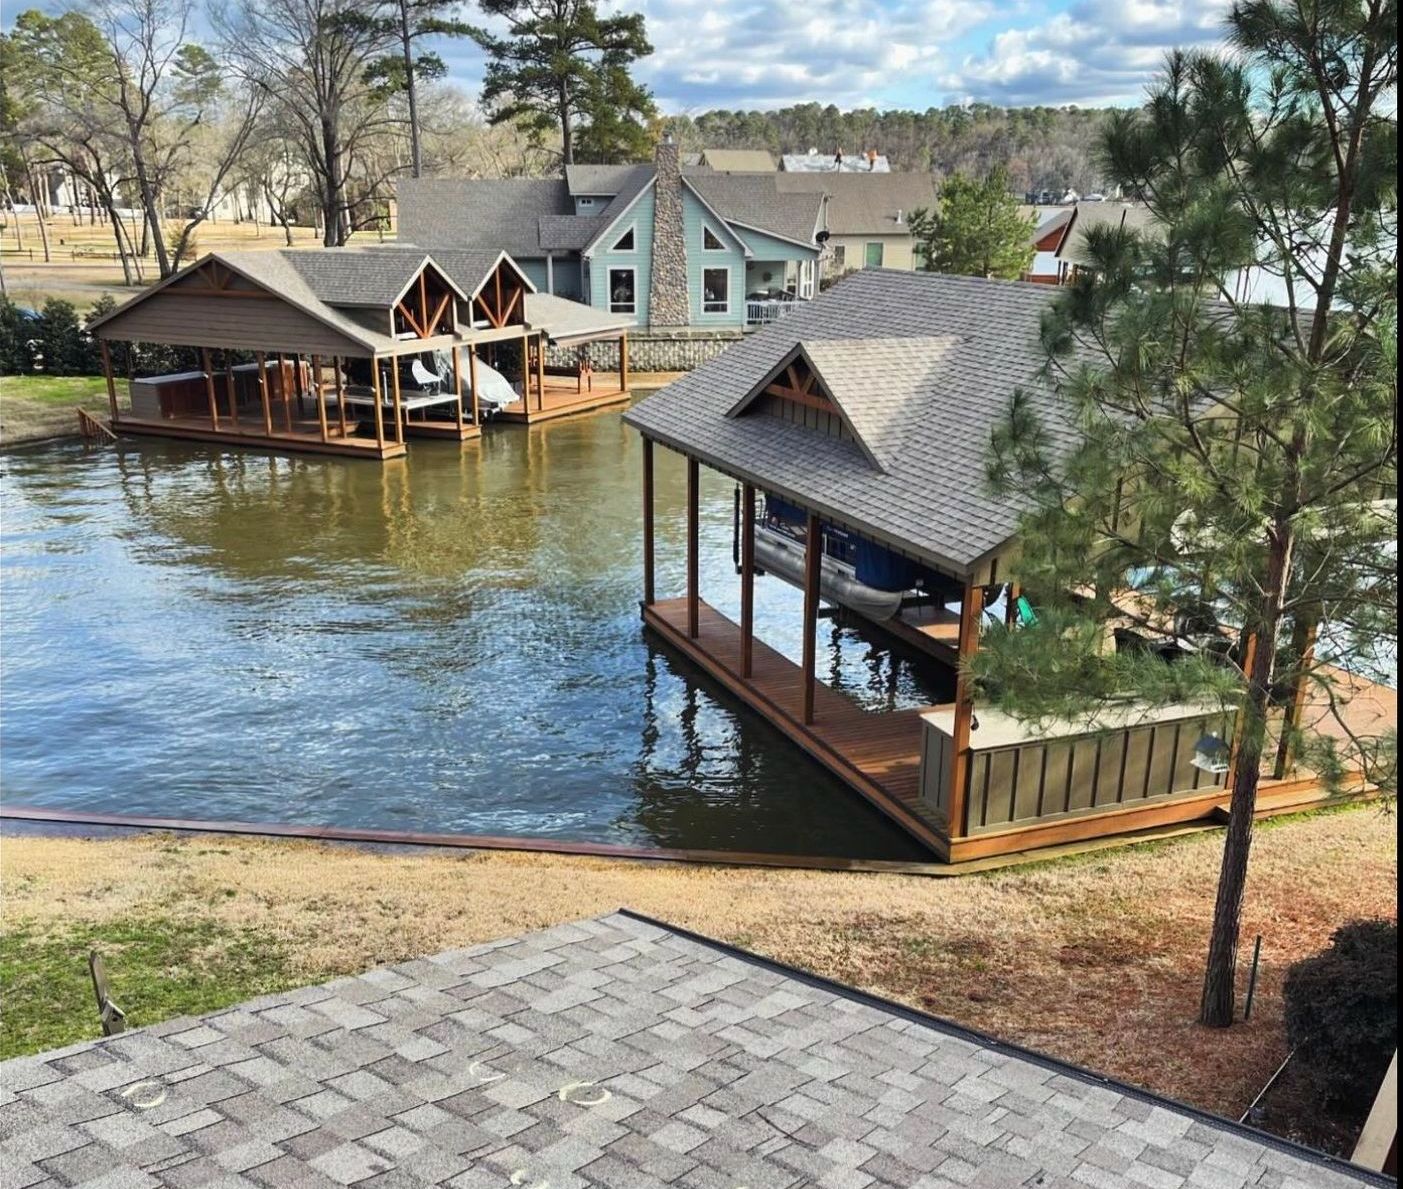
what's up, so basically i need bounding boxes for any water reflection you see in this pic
[2,412,948,859]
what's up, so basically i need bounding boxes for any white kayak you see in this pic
[753,524,905,621]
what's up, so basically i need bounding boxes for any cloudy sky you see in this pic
[437,0,1233,112]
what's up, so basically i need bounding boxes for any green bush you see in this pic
[37,299,87,375]
[0,297,38,374]
[1283,919,1397,1113]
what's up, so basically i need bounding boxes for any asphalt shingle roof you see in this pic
[625,268,1072,577]
[580,167,655,254]
[1058,202,1160,266]
[396,178,571,257]
[524,292,633,342]
[0,911,1385,1189]
[775,172,938,237]
[281,246,442,308]
[685,171,822,248]
[564,163,643,196]
[538,214,607,251]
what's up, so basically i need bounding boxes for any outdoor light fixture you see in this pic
[1191,733,1231,774]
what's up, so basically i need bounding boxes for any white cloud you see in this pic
[618,0,990,110]
[943,0,1231,106]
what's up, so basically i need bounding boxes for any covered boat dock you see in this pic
[625,269,1387,863]
[89,246,634,460]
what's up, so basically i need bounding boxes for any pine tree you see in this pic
[471,0,653,167]
[908,167,1034,279]
[974,0,1397,1028]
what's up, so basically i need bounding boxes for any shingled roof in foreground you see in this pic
[625,268,1073,578]
[0,911,1384,1189]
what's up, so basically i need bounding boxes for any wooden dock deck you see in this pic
[645,597,950,857]
[114,415,408,460]
[497,375,631,424]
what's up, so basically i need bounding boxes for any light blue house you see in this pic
[396,141,823,332]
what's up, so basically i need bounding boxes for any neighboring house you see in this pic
[781,150,891,173]
[1024,207,1074,282]
[397,141,823,331]
[697,148,776,172]
[1051,201,1158,281]
[774,172,939,276]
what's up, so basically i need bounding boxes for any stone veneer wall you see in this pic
[546,328,744,374]
[647,140,691,327]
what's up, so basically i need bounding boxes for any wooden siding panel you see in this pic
[983,751,1016,827]
[683,188,746,327]
[590,187,654,325]
[1012,746,1043,822]
[96,292,368,356]
[1068,739,1100,811]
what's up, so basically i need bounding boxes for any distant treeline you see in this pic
[664,103,1114,194]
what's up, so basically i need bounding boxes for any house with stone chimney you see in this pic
[395,141,825,365]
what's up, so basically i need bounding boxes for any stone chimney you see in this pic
[648,134,690,327]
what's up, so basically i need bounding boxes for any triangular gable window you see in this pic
[703,225,725,251]
[611,227,636,251]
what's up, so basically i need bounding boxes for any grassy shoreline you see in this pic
[1,805,1394,1134]
[1,373,109,446]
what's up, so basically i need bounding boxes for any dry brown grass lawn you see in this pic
[3,214,384,311]
[1,806,1394,1120]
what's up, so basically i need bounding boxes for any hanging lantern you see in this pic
[1191,733,1231,773]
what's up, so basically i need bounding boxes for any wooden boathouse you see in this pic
[624,268,1392,863]
[88,246,633,459]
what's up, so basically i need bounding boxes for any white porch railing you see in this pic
[745,298,804,326]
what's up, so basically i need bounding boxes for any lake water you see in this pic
[0,408,952,860]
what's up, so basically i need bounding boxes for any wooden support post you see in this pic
[619,332,629,392]
[452,347,465,433]
[1274,617,1319,778]
[686,456,699,638]
[801,511,821,724]
[277,354,293,433]
[256,352,273,435]
[334,357,348,438]
[370,359,386,449]
[468,349,480,426]
[947,579,985,838]
[390,358,404,444]
[1005,583,1021,628]
[201,348,221,431]
[312,354,329,442]
[535,333,545,412]
[519,333,530,417]
[99,340,119,422]
[741,484,756,679]
[224,351,239,428]
[642,438,655,606]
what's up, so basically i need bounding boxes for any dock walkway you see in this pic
[645,597,949,856]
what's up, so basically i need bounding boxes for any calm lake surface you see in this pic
[1,407,952,859]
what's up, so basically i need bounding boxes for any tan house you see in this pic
[774,172,939,276]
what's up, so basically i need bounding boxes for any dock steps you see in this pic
[76,408,118,443]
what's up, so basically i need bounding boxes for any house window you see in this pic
[864,241,884,267]
[612,227,635,251]
[702,267,729,314]
[578,197,595,207]
[703,225,725,251]
[830,244,847,272]
[608,267,636,314]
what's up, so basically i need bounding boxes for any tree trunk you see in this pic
[127,127,171,277]
[321,115,344,247]
[399,0,422,177]
[559,87,573,166]
[1199,522,1294,1027]
[25,162,52,263]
